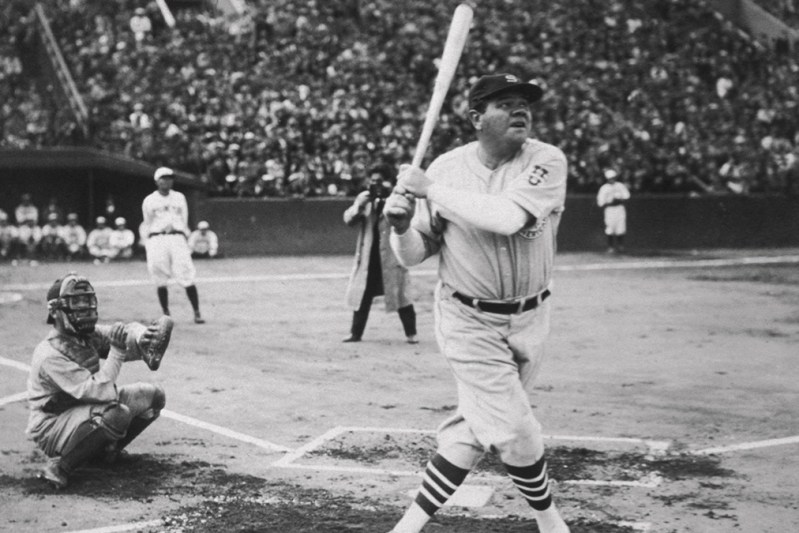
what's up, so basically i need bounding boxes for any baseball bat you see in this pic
[411,3,473,169]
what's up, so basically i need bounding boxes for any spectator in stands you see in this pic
[0,209,20,262]
[17,218,42,266]
[15,192,38,225]
[9,0,799,198]
[188,220,219,259]
[39,212,67,261]
[129,7,152,47]
[109,216,136,259]
[86,216,114,264]
[61,212,87,261]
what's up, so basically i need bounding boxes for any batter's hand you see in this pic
[384,191,415,235]
[397,165,433,198]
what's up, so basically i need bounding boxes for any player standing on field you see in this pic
[596,168,630,254]
[141,167,205,324]
[383,73,570,533]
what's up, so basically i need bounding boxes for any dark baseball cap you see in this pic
[45,277,63,324]
[468,73,543,109]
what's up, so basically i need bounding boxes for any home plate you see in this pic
[406,485,494,508]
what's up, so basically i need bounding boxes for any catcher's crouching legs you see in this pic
[113,383,166,454]
[41,403,132,489]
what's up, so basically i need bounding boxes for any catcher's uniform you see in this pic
[141,189,195,287]
[405,138,567,468]
[26,323,163,457]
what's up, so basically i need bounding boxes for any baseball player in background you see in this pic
[109,217,136,260]
[87,216,114,264]
[27,272,173,489]
[142,167,205,324]
[61,213,87,261]
[596,168,631,253]
[383,74,570,533]
[188,220,219,259]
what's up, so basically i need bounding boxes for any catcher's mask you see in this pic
[46,273,98,334]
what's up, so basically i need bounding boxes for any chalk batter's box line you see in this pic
[270,425,668,488]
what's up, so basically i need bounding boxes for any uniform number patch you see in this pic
[527,165,549,186]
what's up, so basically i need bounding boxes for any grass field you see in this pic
[1,249,798,532]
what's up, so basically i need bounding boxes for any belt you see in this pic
[149,231,184,237]
[453,289,551,314]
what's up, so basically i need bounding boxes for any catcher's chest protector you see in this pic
[48,333,109,374]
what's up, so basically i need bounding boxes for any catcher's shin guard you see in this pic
[141,315,174,371]
[41,420,116,488]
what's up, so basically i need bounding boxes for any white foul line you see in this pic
[65,519,163,533]
[0,355,32,372]
[694,435,799,455]
[160,409,292,453]
[0,391,28,407]
[4,254,799,293]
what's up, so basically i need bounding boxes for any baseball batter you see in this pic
[596,168,631,253]
[384,74,570,533]
[27,272,173,489]
[141,167,205,323]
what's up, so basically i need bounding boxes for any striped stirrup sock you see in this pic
[504,455,553,511]
[414,453,470,516]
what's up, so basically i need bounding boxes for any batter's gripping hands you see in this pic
[140,315,174,371]
[384,190,416,235]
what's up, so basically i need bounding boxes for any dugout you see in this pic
[0,148,210,234]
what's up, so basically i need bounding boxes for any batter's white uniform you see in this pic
[141,190,196,287]
[596,181,630,236]
[397,138,567,468]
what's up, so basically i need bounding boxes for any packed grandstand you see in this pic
[1,0,798,197]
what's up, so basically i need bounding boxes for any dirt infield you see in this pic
[1,249,798,532]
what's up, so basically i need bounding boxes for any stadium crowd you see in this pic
[2,0,798,196]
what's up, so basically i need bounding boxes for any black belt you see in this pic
[453,289,550,314]
[149,231,184,237]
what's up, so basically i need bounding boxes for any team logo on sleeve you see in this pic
[527,165,549,186]
[518,216,548,240]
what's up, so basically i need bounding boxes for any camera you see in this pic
[369,181,392,200]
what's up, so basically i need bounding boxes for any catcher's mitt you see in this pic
[141,315,174,371]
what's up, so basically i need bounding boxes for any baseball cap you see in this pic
[604,169,619,180]
[45,278,63,324]
[197,221,210,230]
[96,216,106,225]
[468,73,543,109]
[115,217,126,226]
[154,166,175,182]
[67,213,78,221]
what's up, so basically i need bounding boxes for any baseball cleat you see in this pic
[193,311,205,324]
[39,459,68,489]
[142,315,174,371]
[406,335,419,344]
[342,335,361,343]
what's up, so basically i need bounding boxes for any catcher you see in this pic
[26,272,174,489]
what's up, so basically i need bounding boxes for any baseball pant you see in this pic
[603,205,627,236]
[433,282,551,469]
[35,382,164,457]
[145,235,196,287]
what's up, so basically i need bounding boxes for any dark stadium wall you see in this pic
[0,149,207,232]
[196,195,799,256]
